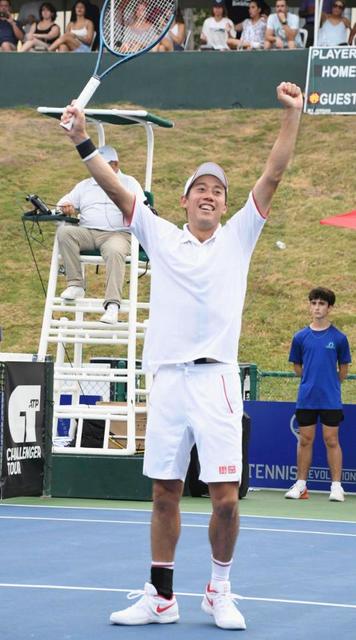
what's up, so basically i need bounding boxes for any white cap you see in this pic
[98,145,119,163]
[183,162,228,196]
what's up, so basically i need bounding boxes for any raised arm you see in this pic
[8,15,24,41]
[252,82,302,216]
[61,105,136,221]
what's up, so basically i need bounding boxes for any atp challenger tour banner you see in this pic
[1,362,46,498]
[246,401,356,493]
[304,47,356,115]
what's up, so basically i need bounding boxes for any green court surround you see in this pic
[0,50,308,109]
[3,490,356,521]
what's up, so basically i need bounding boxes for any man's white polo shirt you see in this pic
[57,171,145,231]
[130,193,266,372]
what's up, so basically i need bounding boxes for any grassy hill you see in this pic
[1,106,355,400]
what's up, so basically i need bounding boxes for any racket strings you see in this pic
[102,0,175,54]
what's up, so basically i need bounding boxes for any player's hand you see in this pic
[277,82,303,111]
[59,203,75,216]
[61,102,88,144]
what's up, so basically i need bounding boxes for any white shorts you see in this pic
[143,362,243,484]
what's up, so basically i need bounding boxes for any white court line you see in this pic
[0,582,355,610]
[1,515,356,537]
[1,503,356,526]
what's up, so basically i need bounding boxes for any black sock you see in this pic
[150,567,174,599]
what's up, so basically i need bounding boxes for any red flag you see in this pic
[320,211,356,230]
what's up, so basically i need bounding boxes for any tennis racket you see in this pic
[62,0,176,130]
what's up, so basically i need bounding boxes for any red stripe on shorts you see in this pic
[221,375,233,414]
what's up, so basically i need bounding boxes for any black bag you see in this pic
[81,419,105,448]
[188,412,251,499]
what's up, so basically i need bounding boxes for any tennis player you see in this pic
[61,81,303,629]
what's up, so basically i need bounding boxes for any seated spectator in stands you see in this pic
[21,2,60,51]
[318,0,350,46]
[264,0,302,48]
[0,0,24,50]
[49,0,94,52]
[120,1,155,52]
[200,0,236,50]
[17,0,42,33]
[225,0,270,42]
[298,0,332,47]
[152,7,186,51]
[227,0,267,49]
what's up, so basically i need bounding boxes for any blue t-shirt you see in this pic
[289,325,351,409]
[0,18,22,45]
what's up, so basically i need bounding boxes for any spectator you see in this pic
[298,0,333,47]
[200,0,236,50]
[17,0,42,32]
[152,7,186,51]
[48,0,94,52]
[21,2,60,52]
[264,0,302,48]
[56,145,145,325]
[225,0,270,41]
[318,0,350,46]
[0,0,24,50]
[120,1,155,52]
[285,287,351,503]
[227,0,267,49]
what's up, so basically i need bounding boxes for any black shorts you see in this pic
[295,409,344,427]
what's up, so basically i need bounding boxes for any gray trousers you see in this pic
[56,224,131,308]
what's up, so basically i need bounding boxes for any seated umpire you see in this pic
[57,145,145,324]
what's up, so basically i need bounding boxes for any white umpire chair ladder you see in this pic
[37,108,173,456]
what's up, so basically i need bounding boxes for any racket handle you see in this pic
[60,76,101,131]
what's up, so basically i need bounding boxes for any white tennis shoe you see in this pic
[60,286,85,300]
[201,581,246,630]
[110,582,179,625]
[329,485,345,502]
[100,303,119,324]
[285,483,309,499]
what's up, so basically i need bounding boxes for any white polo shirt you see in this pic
[57,171,145,231]
[130,193,266,372]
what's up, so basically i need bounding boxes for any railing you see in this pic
[244,366,356,404]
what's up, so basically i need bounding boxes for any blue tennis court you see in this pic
[1,503,355,640]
